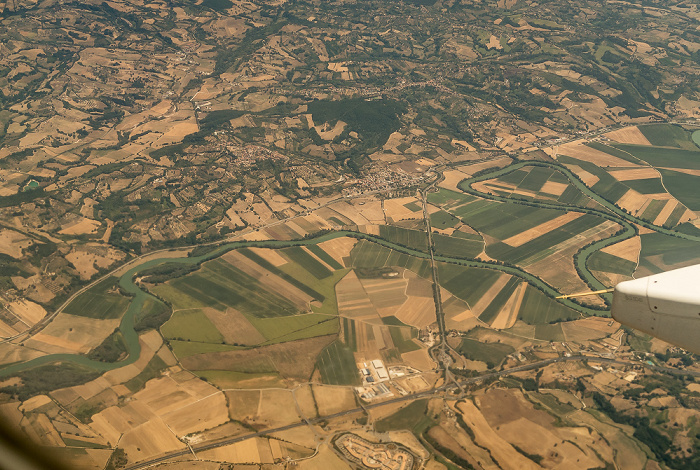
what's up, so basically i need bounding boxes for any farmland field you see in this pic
[316,340,359,386]
[457,338,514,367]
[658,169,700,211]
[160,309,224,343]
[378,225,429,251]
[63,277,130,320]
[432,233,483,258]
[517,285,578,324]
[587,251,636,276]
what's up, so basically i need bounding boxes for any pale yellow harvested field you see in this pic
[327,201,371,225]
[162,393,229,436]
[59,217,101,235]
[470,274,510,317]
[317,237,357,267]
[65,249,124,280]
[361,277,406,308]
[26,313,119,354]
[438,169,471,191]
[0,402,23,429]
[557,141,637,167]
[198,438,268,464]
[255,390,302,428]
[502,212,583,247]
[133,377,197,415]
[609,167,659,181]
[539,180,568,196]
[393,296,435,328]
[248,247,287,267]
[458,157,513,176]
[605,126,652,146]
[568,166,600,186]
[0,228,32,258]
[491,282,527,329]
[570,410,647,469]
[294,384,318,419]
[101,336,158,386]
[27,413,64,447]
[204,308,265,345]
[653,199,677,226]
[357,200,385,224]
[72,377,112,401]
[383,196,423,221]
[562,319,618,343]
[456,400,539,470]
[119,419,186,462]
[687,383,700,393]
[601,235,641,263]
[8,299,46,325]
[401,348,435,371]
[297,445,352,470]
[312,385,356,416]
[498,417,603,468]
[269,426,318,449]
[20,394,52,413]
[301,246,335,272]
[616,189,652,215]
[0,319,18,338]
[223,251,312,309]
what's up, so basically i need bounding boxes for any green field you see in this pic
[348,240,432,277]
[612,144,700,170]
[343,317,357,351]
[640,199,666,222]
[535,323,565,342]
[248,314,339,344]
[478,278,521,324]
[169,340,241,358]
[457,338,514,368]
[161,309,224,343]
[438,263,503,306]
[517,166,553,192]
[623,178,666,195]
[426,188,475,207]
[486,213,608,264]
[658,169,700,211]
[433,233,483,258]
[375,399,432,433]
[124,355,168,392]
[587,251,636,276]
[430,210,460,229]
[557,154,631,202]
[316,341,360,386]
[63,277,131,320]
[379,225,429,251]
[449,199,563,241]
[382,317,420,353]
[517,286,578,324]
[638,233,700,273]
[167,264,297,316]
[307,244,344,269]
[638,124,695,149]
[281,246,333,279]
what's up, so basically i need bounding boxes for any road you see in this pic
[123,353,699,470]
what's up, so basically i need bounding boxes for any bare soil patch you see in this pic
[203,308,265,345]
[605,126,652,146]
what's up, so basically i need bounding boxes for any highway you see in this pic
[122,354,699,469]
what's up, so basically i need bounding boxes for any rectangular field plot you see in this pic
[306,244,344,269]
[587,251,636,276]
[486,213,610,264]
[637,232,700,274]
[612,144,700,170]
[432,234,482,258]
[457,338,514,367]
[64,277,130,320]
[427,188,475,207]
[659,169,700,211]
[161,309,224,343]
[517,286,578,324]
[452,201,564,241]
[429,210,461,229]
[280,246,333,279]
[638,124,696,149]
[438,263,502,307]
[247,314,339,345]
[378,225,429,251]
[347,240,431,277]
[316,341,360,386]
